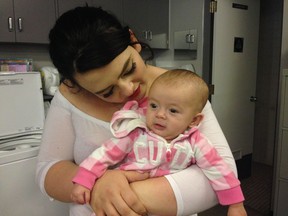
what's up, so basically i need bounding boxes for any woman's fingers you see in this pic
[106,194,142,216]
[120,189,147,216]
[90,170,148,216]
[123,171,149,183]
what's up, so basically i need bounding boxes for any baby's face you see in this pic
[146,83,198,141]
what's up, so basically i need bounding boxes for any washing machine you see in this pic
[0,72,69,216]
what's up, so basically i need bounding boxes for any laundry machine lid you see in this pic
[0,72,45,139]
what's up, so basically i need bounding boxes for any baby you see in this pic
[71,69,246,215]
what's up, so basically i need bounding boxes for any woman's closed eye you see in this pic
[101,62,136,98]
[122,62,136,77]
[103,86,114,98]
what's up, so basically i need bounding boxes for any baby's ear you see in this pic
[129,29,142,52]
[189,113,204,128]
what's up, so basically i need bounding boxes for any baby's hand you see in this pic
[71,184,91,204]
[227,202,247,216]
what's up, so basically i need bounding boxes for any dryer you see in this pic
[0,72,69,216]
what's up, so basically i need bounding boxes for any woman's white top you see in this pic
[36,90,237,216]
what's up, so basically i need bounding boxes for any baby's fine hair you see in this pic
[151,69,209,110]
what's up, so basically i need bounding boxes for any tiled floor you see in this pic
[199,162,273,216]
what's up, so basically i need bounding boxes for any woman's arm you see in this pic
[131,167,218,216]
[36,92,76,202]
[130,176,177,216]
[199,101,236,172]
[36,92,149,215]
[44,161,78,202]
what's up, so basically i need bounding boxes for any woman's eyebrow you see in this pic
[94,55,132,95]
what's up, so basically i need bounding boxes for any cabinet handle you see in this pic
[143,31,148,40]
[18,17,23,32]
[186,34,195,43]
[190,34,195,43]
[8,17,14,32]
[148,31,152,41]
[186,34,190,43]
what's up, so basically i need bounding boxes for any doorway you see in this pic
[204,0,283,215]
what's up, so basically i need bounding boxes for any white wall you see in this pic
[281,0,288,69]
[273,0,288,214]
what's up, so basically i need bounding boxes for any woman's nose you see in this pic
[118,79,134,97]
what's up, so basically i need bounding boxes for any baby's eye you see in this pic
[169,108,178,113]
[150,103,157,109]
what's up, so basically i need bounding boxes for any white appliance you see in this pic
[0,72,69,216]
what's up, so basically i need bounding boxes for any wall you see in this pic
[253,0,283,165]
[0,44,53,71]
[280,0,288,69]
[273,0,288,214]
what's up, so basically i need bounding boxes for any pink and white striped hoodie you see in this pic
[72,100,244,205]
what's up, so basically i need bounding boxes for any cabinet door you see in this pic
[0,0,16,42]
[93,0,123,23]
[123,0,169,49]
[174,29,197,50]
[171,0,203,51]
[146,0,169,49]
[123,0,147,42]
[58,0,93,17]
[13,0,56,44]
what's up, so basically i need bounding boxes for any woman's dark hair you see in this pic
[49,6,153,87]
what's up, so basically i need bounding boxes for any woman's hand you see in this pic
[90,170,149,216]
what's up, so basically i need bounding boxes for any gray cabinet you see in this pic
[0,0,14,42]
[123,0,169,49]
[0,0,56,44]
[174,29,197,50]
[57,0,93,16]
[171,0,203,51]
[93,0,123,22]
[57,0,122,21]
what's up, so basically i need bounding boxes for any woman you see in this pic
[36,6,237,216]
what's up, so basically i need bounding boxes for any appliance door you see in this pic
[0,142,69,216]
[0,72,45,139]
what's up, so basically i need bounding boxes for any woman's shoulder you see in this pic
[56,83,96,110]
[57,83,80,105]
[57,83,119,122]
[51,85,73,109]
[50,84,87,114]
